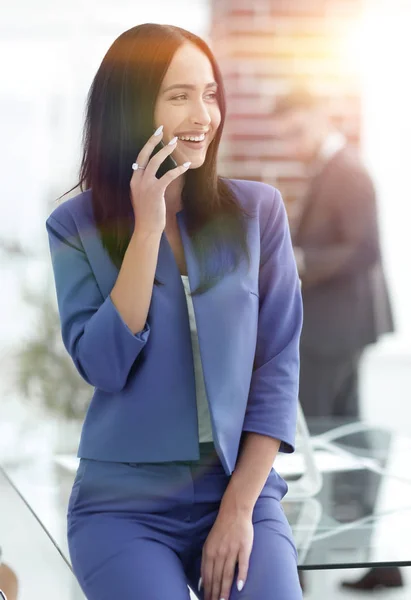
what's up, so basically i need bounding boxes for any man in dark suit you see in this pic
[271,88,394,422]
[271,89,399,592]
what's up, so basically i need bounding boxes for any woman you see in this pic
[46,23,303,600]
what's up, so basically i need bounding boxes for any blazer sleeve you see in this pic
[242,188,303,453]
[46,214,150,393]
[300,166,380,288]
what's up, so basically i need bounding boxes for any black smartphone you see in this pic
[152,139,178,179]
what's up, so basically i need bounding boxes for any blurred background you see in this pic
[1,0,410,598]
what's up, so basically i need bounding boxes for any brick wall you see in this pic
[210,0,364,207]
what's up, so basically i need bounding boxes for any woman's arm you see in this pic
[241,187,303,454]
[221,187,302,508]
[46,214,161,393]
[110,229,162,334]
[220,432,281,515]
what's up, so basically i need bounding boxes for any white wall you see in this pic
[360,0,411,354]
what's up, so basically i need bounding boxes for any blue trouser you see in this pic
[67,443,303,599]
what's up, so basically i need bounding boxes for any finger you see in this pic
[211,553,226,600]
[144,136,179,178]
[237,546,250,593]
[199,555,204,594]
[130,161,145,185]
[134,126,164,169]
[219,554,237,600]
[157,161,191,190]
[202,553,214,600]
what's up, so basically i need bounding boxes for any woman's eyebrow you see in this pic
[162,82,218,93]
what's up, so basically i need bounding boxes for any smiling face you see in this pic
[154,42,222,169]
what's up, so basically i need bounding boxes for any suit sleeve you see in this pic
[46,214,150,393]
[242,189,303,453]
[300,165,380,288]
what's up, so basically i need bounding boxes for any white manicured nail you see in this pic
[154,125,163,136]
[168,136,178,145]
[198,577,202,591]
[237,580,244,591]
[183,161,191,168]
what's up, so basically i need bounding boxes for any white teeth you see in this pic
[178,133,206,142]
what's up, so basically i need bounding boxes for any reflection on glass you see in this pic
[0,466,84,599]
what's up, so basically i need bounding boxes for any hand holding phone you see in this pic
[129,128,190,233]
[153,138,178,179]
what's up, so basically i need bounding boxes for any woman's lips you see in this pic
[178,138,207,150]
[174,133,209,151]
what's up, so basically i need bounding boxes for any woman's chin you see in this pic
[175,150,206,170]
[187,154,207,169]
[187,160,204,169]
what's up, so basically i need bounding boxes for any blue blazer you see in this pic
[46,179,303,475]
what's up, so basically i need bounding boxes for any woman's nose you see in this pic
[190,100,212,126]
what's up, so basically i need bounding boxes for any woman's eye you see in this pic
[171,94,187,101]
[205,93,217,101]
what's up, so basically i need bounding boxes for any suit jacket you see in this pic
[46,179,303,475]
[294,147,394,358]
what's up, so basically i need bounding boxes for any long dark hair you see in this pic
[67,23,250,294]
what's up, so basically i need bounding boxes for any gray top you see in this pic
[181,275,214,443]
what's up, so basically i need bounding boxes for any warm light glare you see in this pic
[340,10,411,81]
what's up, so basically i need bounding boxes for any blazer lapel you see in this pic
[155,232,182,284]
[80,224,179,299]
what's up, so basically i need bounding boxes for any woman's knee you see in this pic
[234,519,302,599]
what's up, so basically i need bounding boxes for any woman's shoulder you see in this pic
[46,189,94,235]
[224,177,283,220]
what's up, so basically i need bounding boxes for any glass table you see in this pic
[0,465,85,600]
[1,417,411,597]
[278,418,411,570]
